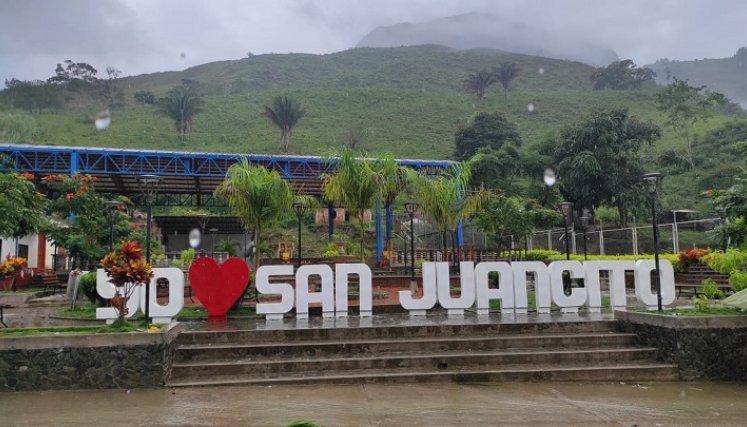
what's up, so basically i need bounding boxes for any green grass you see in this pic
[0,323,142,337]
[650,306,747,316]
[54,304,256,320]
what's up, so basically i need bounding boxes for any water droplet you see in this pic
[539,67,545,75]
[95,109,111,131]
[527,103,535,113]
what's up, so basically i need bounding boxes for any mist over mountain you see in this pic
[356,12,619,67]
[647,47,747,107]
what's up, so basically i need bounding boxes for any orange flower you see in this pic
[66,193,74,200]
[20,172,34,181]
[120,240,143,260]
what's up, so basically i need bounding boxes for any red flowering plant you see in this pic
[100,240,154,323]
[677,248,711,271]
[0,255,27,277]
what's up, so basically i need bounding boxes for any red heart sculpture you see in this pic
[189,257,251,317]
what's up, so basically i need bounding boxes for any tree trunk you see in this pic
[253,227,261,270]
[280,129,291,151]
[358,214,366,262]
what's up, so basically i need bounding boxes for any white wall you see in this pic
[0,234,54,269]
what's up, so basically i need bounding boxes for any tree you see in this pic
[475,194,559,255]
[373,154,408,260]
[134,90,156,105]
[322,149,384,261]
[100,66,124,107]
[157,84,205,141]
[463,68,497,99]
[0,172,45,245]
[262,96,306,152]
[655,78,727,168]
[47,60,99,88]
[454,112,522,161]
[468,146,522,194]
[493,62,520,95]
[407,163,489,266]
[554,108,661,225]
[215,160,294,268]
[590,59,656,90]
[1,79,64,112]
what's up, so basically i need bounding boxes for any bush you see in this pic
[524,250,563,261]
[729,270,747,292]
[704,250,747,275]
[78,271,105,305]
[700,278,724,299]
[677,248,711,270]
[320,242,340,258]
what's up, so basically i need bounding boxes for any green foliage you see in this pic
[454,112,522,161]
[475,194,559,252]
[704,250,747,274]
[693,294,710,311]
[133,90,155,105]
[700,278,724,299]
[0,172,45,240]
[157,84,205,140]
[320,242,340,258]
[78,271,102,305]
[523,250,563,261]
[262,95,306,151]
[463,68,497,99]
[180,248,196,268]
[214,239,239,257]
[728,270,747,292]
[554,108,660,225]
[590,59,656,90]
[0,110,40,142]
[287,421,322,427]
[0,79,64,112]
[215,160,294,268]
[494,61,520,94]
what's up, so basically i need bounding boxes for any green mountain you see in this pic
[1,45,745,212]
[647,47,747,106]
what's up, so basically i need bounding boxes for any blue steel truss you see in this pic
[0,144,454,182]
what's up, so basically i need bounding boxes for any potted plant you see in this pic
[0,255,27,291]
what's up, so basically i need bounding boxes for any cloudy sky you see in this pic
[1,0,745,84]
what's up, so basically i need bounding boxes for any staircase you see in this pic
[166,319,677,387]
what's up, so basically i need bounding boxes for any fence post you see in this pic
[632,216,639,256]
[571,225,577,254]
[599,219,605,255]
[547,230,552,251]
[672,224,677,253]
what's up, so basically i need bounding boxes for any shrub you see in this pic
[320,242,340,258]
[728,270,747,292]
[180,248,196,269]
[677,248,711,270]
[704,250,747,275]
[700,278,724,299]
[693,294,709,311]
[78,271,104,305]
[524,250,563,261]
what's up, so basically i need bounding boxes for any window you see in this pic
[17,244,29,259]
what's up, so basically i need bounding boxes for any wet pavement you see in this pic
[2,382,746,426]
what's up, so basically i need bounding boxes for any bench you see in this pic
[674,270,731,296]
[32,272,66,295]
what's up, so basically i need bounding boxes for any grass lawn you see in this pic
[0,323,145,337]
[652,306,747,316]
[54,304,256,320]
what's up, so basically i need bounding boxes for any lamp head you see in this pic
[543,168,556,187]
[640,172,663,196]
[558,201,574,219]
[404,201,418,215]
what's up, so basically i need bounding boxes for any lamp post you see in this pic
[209,228,218,257]
[641,172,664,312]
[580,209,591,261]
[558,201,574,260]
[293,201,305,268]
[139,174,160,323]
[405,202,418,284]
[104,200,123,252]
[716,206,729,253]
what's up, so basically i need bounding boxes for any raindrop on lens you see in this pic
[539,67,545,75]
[95,109,111,131]
[527,103,535,113]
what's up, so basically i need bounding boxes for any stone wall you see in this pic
[0,323,182,392]
[615,311,747,380]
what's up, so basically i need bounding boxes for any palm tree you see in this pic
[372,154,408,259]
[262,96,306,152]
[463,68,497,99]
[407,163,489,268]
[156,84,204,141]
[215,160,294,269]
[323,149,384,262]
[494,62,520,96]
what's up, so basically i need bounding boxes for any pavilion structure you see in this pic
[0,144,458,262]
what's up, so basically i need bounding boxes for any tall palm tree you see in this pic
[215,160,294,268]
[408,163,489,267]
[156,84,204,141]
[463,68,497,99]
[372,154,408,259]
[262,96,306,152]
[494,62,520,96]
[323,149,384,262]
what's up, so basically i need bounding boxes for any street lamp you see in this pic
[209,228,218,257]
[580,208,591,261]
[641,172,664,312]
[558,201,574,260]
[293,201,305,268]
[104,200,123,252]
[139,174,161,323]
[404,202,418,286]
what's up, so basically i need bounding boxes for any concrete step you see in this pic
[175,320,616,345]
[170,347,658,381]
[167,362,678,387]
[174,333,637,362]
